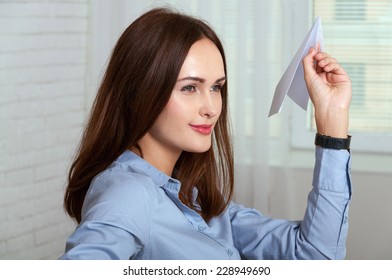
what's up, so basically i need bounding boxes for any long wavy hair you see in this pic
[64,7,234,223]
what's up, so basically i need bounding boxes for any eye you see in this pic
[181,85,197,93]
[210,84,222,93]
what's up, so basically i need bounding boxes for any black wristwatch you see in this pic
[314,133,351,150]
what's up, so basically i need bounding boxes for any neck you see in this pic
[131,136,181,177]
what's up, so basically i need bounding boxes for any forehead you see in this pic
[178,38,225,79]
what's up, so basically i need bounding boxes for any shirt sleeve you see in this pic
[59,170,153,260]
[230,147,352,260]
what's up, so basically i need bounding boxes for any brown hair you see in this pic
[64,7,234,223]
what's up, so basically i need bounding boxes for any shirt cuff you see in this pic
[312,146,351,194]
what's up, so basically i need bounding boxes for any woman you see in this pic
[60,7,352,260]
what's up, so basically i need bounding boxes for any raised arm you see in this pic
[303,47,352,138]
[230,49,352,260]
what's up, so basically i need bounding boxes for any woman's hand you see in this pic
[302,48,352,138]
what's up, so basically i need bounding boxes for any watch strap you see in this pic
[315,133,351,150]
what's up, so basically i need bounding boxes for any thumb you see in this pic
[302,47,317,80]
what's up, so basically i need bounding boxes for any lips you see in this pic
[189,124,213,135]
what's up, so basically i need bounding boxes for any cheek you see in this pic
[155,98,188,129]
[164,98,181,114]
[164,96,190,119]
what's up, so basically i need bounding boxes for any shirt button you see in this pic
[198,225,206,231]
[226,249,233,256]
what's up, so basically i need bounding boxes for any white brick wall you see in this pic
[0,0,88,259]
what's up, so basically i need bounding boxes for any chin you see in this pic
[185,144,212,154]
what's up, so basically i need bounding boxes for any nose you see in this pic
[199,91,221,119]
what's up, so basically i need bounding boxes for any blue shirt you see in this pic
[59,147,351,260]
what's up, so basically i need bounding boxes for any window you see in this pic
[292,0,392,156]
[311,0,392,133]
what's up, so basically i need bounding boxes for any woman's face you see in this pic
[143,38,225,160]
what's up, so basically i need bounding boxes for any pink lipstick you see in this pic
[190,124,213,135]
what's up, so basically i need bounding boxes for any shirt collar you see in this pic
[116,150,179,187]
[116,150,198,204]
[116,151,203,225]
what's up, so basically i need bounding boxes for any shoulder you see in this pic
[228,201,262,218]
[81,165,157,220]
[93,165,156,194]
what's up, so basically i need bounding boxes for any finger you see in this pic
[314,51,331,60]
[314,48,330,73]
[302,47,317,77]
[314,53,347,75]
[315,58,323,74]
[317,57,337,69]
[316,42,321,53]
[322,61,347,75]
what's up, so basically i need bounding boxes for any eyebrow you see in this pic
[177,76,226,83]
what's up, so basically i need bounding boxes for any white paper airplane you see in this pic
[268,16,324,117]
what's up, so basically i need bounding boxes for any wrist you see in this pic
[315,133,351,150]
[315,109,349,138]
